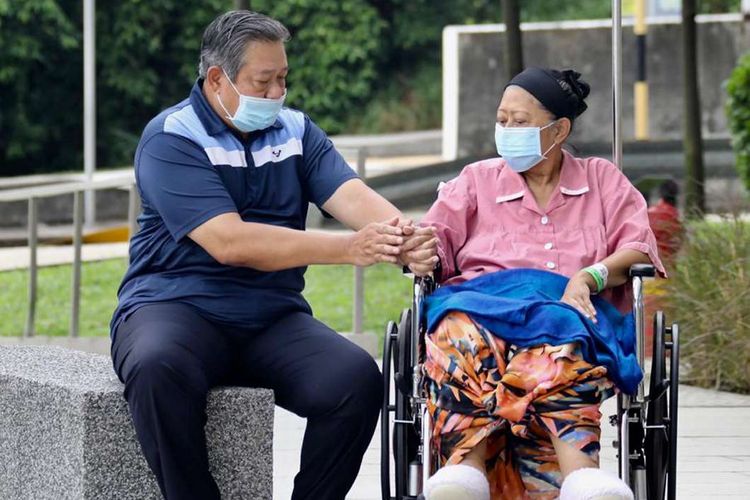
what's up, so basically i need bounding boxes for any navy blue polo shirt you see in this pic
[110,81,358,335]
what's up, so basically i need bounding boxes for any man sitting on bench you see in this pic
[110,10,435,500]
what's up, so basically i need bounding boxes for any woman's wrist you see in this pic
[582,263,609,294]
[577,269,599,294]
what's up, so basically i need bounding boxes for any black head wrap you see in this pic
[505,67,590,121]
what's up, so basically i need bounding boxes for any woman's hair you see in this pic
[505,67,591,126]
[548,69,590,121]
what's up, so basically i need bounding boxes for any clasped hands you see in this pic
[346,217,438,276]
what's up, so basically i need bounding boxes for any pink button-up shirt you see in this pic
[422,150,665,311]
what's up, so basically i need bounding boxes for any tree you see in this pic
[726,54,750,192]
[682,0,706,216]
[502,0,523,79]
[234,0,250,9]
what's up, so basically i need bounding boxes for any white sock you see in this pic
[423,464,490,500]
[559,467,635,500]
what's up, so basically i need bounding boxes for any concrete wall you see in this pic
[443,14,750,159]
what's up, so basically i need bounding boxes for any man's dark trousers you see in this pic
[111,302,383,500]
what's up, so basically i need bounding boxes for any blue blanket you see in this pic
[425,268,642,394]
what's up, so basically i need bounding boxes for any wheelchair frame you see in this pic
[381,264,680,500]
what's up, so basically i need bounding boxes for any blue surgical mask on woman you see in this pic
[495,121,557,173]
[217,69,286,133]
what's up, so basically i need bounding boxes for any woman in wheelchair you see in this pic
[403,68,666,500]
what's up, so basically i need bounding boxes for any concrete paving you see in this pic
[0,242,130,271]
[274,374,750,500]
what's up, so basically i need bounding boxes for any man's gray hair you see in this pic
[198,11,290,81]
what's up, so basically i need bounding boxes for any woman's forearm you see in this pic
[574,249,651,293]
[599,249,652,289]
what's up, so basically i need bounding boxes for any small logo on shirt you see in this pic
[251,138,303,167]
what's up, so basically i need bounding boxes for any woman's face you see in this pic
[497,85,569,152]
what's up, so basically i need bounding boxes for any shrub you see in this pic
[726,52,750,192]
[662,217,750,394]
[252,0,385,134]
[345,63,442,134]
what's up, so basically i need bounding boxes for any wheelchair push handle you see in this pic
[629,263,656,278]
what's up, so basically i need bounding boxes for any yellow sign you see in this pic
[623,0,636,16]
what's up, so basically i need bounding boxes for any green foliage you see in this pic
[3,0,742,175]
[520,0,611,22]
[0,259,128,337]
[726,52,750,192]
[0,260,410,343]
[0,0,231,176]
[345,63,442,134]
[663,218,750,394]
[304,264,412,336]
[0,0,82,172]
[699,0,741,13]
[95,0,228,167]
[252,0,385,134]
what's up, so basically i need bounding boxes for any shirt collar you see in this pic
[557,149,590,196]
[190,79,284,137]
[495,149,590,205]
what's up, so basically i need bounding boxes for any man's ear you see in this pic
[204,66,224,93]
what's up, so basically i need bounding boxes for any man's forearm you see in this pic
[189,213,352,271]
[223,222,351,271]
[322,179,404,230]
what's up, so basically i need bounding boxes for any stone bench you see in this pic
[0,345,274,499]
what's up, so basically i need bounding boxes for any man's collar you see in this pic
[495,149,590,205]
[190,79,284,137]
[190,80,229,136]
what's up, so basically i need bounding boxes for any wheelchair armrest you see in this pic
[629,263,656,278]
[413,274,436,296]
[402,267,437,295]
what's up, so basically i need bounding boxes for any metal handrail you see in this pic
[0,173,138,338]
[349,147,368,334]
[1,148,372,338]
[0,173,134,202]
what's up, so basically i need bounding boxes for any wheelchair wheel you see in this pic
[646,312,668,499]
[395,309,413,397]
[645,311,679,500]
[381,320,397,500]
[667,323,680,500]
[381,310,421,500]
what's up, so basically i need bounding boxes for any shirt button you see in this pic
[546,261,556,269]
[544,242,553,250]
[541,216,549,225]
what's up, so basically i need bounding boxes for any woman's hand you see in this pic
[561,271,598,323]
[399,226,439,276]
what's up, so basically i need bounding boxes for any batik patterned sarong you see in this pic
[425,311,616,499]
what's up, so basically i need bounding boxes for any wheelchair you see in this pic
[381,264,680,500]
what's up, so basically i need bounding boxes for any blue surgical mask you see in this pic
[217,69,286,132]
[495,122,557,173]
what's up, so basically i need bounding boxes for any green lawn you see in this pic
[0,259,412,339]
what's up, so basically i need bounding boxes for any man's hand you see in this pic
[345,217,405,266]
[399,225,439,276]
[560,271,598,324]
